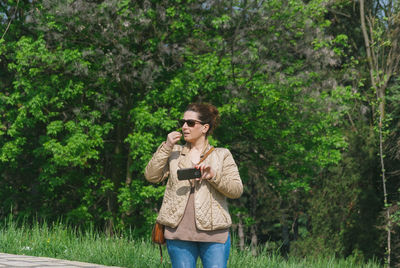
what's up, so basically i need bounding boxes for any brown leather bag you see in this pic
[151,222,165,263]
[151,222,165,245]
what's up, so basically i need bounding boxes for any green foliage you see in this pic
[292,129,383,260]
[2,0,347,234]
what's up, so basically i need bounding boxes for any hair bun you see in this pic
[186,103,220,136]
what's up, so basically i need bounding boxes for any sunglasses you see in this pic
[178,119,205,127]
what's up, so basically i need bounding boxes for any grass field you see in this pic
[0,217,382,268]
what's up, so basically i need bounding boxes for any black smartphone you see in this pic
[177,168,201,180]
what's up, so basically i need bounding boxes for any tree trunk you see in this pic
[125,148,132,186]
[250,224,258,256]
[237,213,245,251]
[292,215,299,241]
[281,215,290,259]
[105,195,114,236]
[359,0,396,265]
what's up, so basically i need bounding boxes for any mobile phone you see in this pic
[177,168,201,180]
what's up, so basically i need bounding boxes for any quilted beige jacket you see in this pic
[145,142,243,231]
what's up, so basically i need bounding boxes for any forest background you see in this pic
[0,0,400,266]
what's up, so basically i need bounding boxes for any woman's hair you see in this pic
[186,103,220,136]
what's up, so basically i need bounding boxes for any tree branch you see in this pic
[1,0,20,40]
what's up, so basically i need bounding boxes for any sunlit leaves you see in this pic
[0,0,355,240]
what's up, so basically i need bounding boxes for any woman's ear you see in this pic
[202,124,210,134]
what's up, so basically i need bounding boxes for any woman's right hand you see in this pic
[165,131,182,149]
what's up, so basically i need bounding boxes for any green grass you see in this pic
[0,217,382,268]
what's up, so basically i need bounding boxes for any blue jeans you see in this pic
[166,233,231,268]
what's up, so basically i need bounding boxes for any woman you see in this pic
[145,103,243,268]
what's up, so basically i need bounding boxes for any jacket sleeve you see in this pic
[144,142,172,184]
[209,149,243,199]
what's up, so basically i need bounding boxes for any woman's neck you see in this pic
[189,136,207,152]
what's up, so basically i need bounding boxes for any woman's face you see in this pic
[181,111,208,143]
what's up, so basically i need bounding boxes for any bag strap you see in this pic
[198,147,215,164]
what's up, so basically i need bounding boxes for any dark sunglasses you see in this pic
[178,119,205,127]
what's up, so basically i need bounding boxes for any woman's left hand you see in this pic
[195,163,215,181]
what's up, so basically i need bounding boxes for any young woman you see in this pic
[145,103,243,268]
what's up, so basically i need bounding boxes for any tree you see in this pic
[359,0,400,265]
